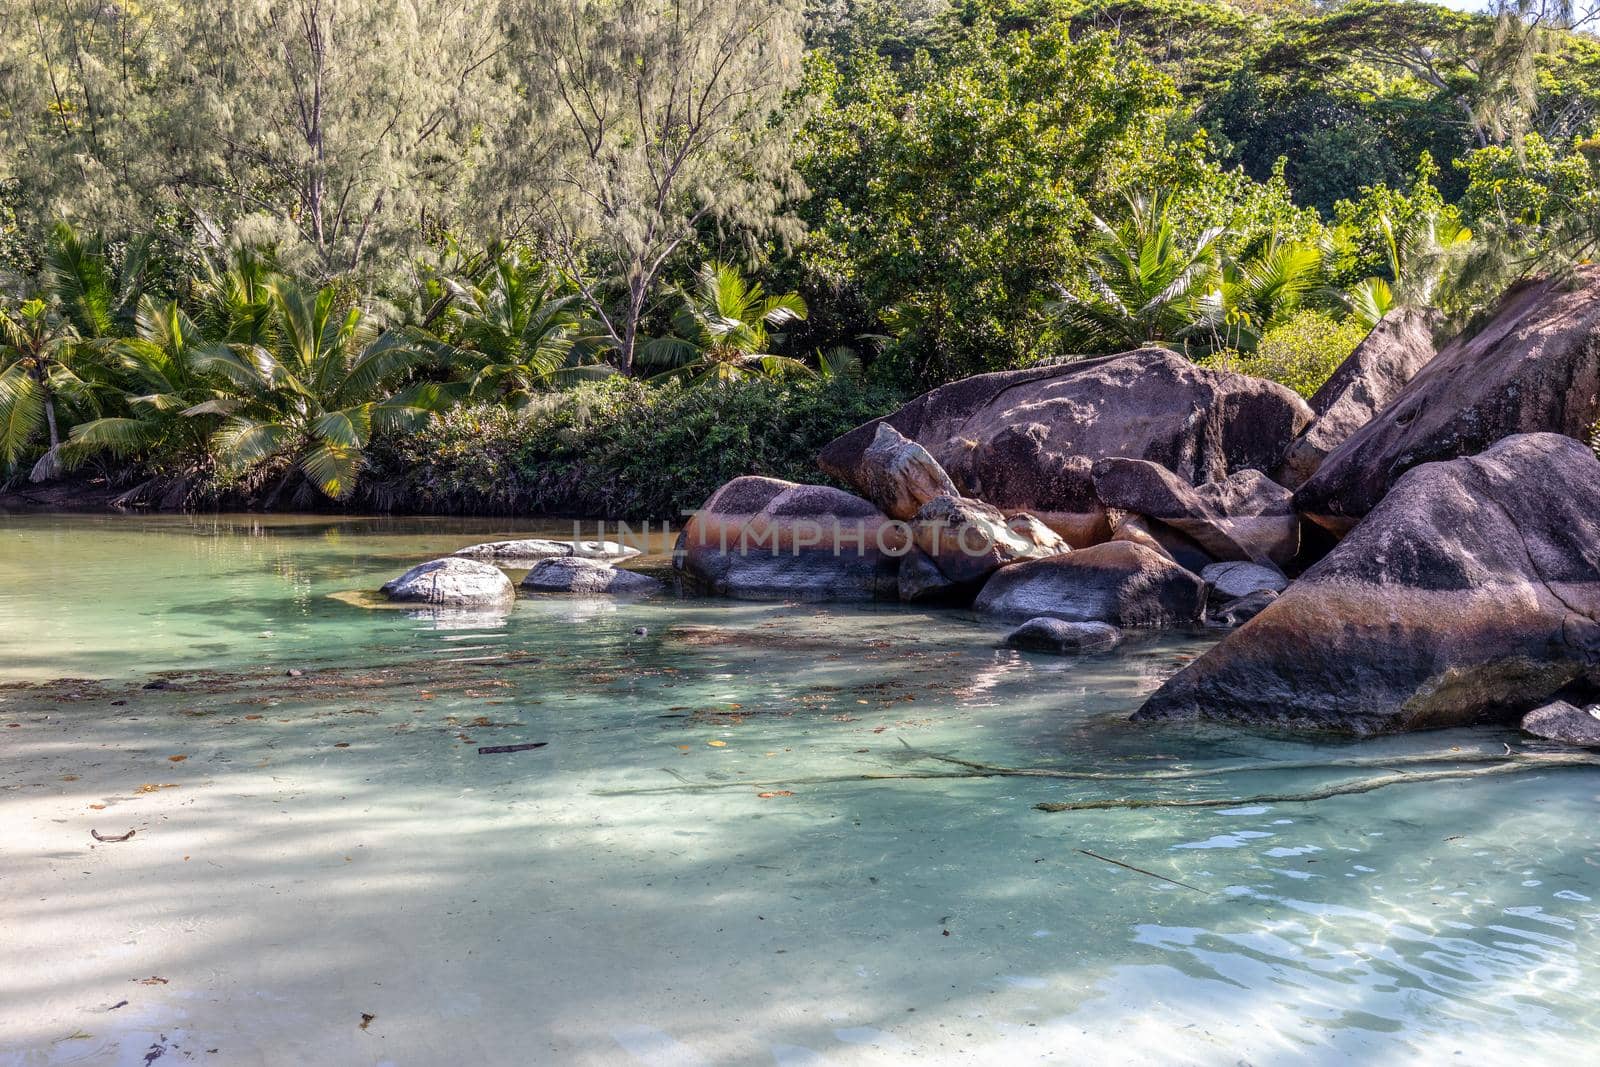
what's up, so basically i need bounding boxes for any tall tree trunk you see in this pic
[30,363,60,449]
[43,397,60,450]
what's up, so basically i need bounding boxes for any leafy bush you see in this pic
[365,375,905,519]
[1209,310,1368,398]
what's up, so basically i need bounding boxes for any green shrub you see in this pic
[1210,310,1368,398]
[364,375,905,520]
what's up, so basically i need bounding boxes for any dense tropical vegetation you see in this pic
[4,0,1600,516]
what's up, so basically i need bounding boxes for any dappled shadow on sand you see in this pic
[4,607,1600,1065]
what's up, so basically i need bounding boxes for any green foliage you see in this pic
[442,250,608,403]
[1457,131,1599,226]
[1210,309,1368,399]
[800,20,1192,382]
[198,280,446,502]
[640,262,813,386]
[370,375,905,519]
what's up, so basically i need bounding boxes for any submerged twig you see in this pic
[1077,848,1208,894]
[1034,754,1600,812]
[90,829,136,843]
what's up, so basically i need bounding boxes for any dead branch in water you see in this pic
[591,739,1600,804]
[1077,848,1209,894]
[1034,754,1600,812]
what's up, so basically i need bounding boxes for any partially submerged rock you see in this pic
[974,541,1206,627]
[1208,588,1278,627]
[1521,699,1600,746]
[1296,268,1600,534]
[1003,617,1123,654]
[676,476,906,601]
[819,348,1313,545]
[521,557,661,596]
[1278,308,1440,488]
[1136,433,1600,734]
[453,538,640,564]
[1093,460,1298,566]
[381,558,516,607]
[835,423,959,521]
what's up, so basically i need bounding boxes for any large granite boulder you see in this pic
[1136,434,1600,734]
[381,558,516,607]
[1277,308,1441,489]
[819,348,1313,546]
[910,494,1068,587]
[973,541,1207,627]
[1296,269,1600,534]
[521,557,662,596]
[833,423,959,521]
[676,476,906,601]
[454,538,640,564]
[1093,459,1298,566]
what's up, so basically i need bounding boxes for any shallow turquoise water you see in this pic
[2,512,1598,1065]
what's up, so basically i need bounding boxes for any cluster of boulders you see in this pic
[677,267,1600,741]
[381,537,661,611]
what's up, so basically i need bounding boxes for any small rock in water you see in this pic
[1521,699,1600,747]
[1208,588,1279,628]
[381,557,516,607]
[143,679,172,691]
[286,668,304,678]
[633,626,649,636]
[522,557,662,596]
[1003,617,1122,654]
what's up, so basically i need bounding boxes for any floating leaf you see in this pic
[758,791,795,799]
[707,740,727,748]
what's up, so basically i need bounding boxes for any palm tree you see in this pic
[190,246,279,346]
[196,280,445,503]
[41,221,158,340]
[1047,192,1224,354]
[639,262,812,386]
[1340,208,1474,328]
[64,297,234,482]
[445,250,610,403]
[1201,236,1326,351]
[0,298,99,476]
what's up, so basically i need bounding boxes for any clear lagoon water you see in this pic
[2,512,1598,1065]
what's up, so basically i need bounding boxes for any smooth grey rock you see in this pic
[974,541,1206,627]
[453,538,640,564]
[381,557,516,607]
[1521,699,1600,746]
[1138,433,1600,733]
[1201,562,1289,600]
[1004,617,1123,654]
[521,556,662,596]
